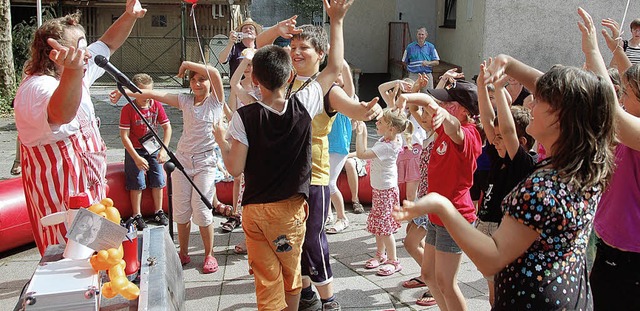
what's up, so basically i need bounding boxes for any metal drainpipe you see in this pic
[181,2,187,87]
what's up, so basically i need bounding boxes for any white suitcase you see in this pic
[21,256,100,311]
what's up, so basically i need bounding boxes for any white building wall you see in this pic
[434,0,486,79]
[343,0,396,73]
[397,0,438,42]
[480,0,640,79]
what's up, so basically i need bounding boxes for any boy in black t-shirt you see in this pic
[476,62,537,307]
[213,1,353,309]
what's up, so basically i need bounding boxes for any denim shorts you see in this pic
[425,221,462,254]
[124,148,165,191]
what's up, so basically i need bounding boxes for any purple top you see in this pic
[594,144,640,253]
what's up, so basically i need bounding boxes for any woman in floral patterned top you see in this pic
[394,8,619,311]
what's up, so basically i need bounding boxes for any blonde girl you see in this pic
[356,108,413,277]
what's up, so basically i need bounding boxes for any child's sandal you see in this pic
[376,259,403,276]
[214,202,233,217]
[365,251,387,269]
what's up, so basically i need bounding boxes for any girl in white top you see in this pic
[355,108,413,277]
[120,61,224,274]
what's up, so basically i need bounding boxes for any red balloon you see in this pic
[184,0,197,4]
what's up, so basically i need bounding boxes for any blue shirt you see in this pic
[403,41,439,74]
[328,113,352,155]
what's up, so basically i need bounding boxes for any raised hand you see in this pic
[241,48,256,60]
[109,90,123,104]
[324,0,354,21]
[431,106,446,130]
[126,0,147,18]
[493,73,510,90]
[483,55,509,85]
[228,31,239,44]
[416,73,429,89]
[577,7,599,54]
[47,38,86,71]
[276,15,302,39]
[442,67,464,83]
[601,18,624,52]
[177,62,188,78]
[395,94,408,111]
[361,97,382,120]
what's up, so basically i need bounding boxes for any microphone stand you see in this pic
[116,84,214,215]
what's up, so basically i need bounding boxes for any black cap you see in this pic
[427,80,479,116]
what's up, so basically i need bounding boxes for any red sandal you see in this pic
[214,202,233,217]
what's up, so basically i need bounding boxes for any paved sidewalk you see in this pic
[0,87,490,310]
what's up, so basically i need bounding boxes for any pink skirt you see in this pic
[367,187,401,236]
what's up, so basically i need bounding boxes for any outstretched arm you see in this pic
[218,31,240,64]
[484,55,543,95]
[397,93,465,145]
[493,75,520,159]
[436,68,464,89]
[378,79,411,106]
[255,15,301,48]
[110,88,179,108]
[99,0,147,55]
[341,60,356,98]
[600,17,632,72]
[354,121,377,159]
[586,10,640,150]
[329,87,382,121]
[393,192,539,277]
[477,61,497,144]
[230,54,258,106]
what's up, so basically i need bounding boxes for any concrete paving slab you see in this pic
[0,86,493,311]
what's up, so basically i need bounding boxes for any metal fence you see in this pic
[93,35,232,88]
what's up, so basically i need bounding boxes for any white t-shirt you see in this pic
[176,93,223,155]
[227,81,324,146]
[370,135,402,190]
[15,41,110,146]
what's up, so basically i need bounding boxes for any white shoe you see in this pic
[325,213,335,227]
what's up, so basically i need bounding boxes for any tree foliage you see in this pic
[0,6,56,115]
[12,6,56,76]
[290,0,322,24]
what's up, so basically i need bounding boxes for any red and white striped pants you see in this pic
[20,124,106,255]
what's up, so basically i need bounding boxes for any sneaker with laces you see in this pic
[299,293,321,311]
[154,210,169,226]
[322,300,341,311]
[133,214,147,231]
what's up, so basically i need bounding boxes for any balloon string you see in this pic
[619,0,631,39]
[190,4,219,102]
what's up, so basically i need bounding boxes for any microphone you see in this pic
[94,55,141,93]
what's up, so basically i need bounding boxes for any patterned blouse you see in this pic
[493,168,599,311]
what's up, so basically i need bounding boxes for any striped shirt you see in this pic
[403,41,440,74]
[625,45,640,65]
